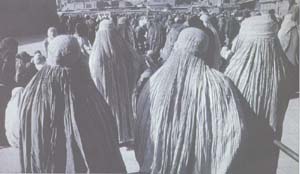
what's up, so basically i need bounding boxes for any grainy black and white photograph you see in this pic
[0,0,298,173]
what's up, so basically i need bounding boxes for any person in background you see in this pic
[147,16,166,60]
[278,6,299,94]
[58,15,68,34]
[73,23,92,64]
[44,27,58,56]
[160,16,186,62]
[0,37,18,146]
[117,17,137,49]
[200,14,222,70]
[217,13,226,46]
[225,12,240,48]
[15,51,37,87]
[135,22,147,54]
[32,50,46,70]
[86,15,97,44]
[89,20,142,146]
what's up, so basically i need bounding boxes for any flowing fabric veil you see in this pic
[89,20,142,143]
[135,28,273,174]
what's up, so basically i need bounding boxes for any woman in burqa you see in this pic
[0,37,18,146]
[117,16,137,49]
[19,35,126,173]
[147,16,166,59]
[200,14,222,70]
[159,17,186,62]
[225,15,292,172]
[89,19,141,144]
[278,6,299,93]
[134,27,274,174]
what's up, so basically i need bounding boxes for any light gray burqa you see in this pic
[225,15,292,173]
[89,20,141,143]
[135,27,274,174]
[225,15,291,139]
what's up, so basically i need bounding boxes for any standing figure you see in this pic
[200,14,222,70]
[19,35,126,173]
[278,7,299,93]
[44,27,58,56]
[117,17,137,49]
[0,38,18,146]
[147,17,166,59]
[160,18,186,62]
[73,23,92,64]
[225,15,292,173]
[89,20,141,144]
[134,28,274,174]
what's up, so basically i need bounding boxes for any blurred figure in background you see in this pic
[117,17,137,49]
[15,51,37,87]
[147,16,166,59]
[32,50,46,70]
[74,23,92,64]
[278,6,299,94]
[44,27,58,56]
[0,37,18,146]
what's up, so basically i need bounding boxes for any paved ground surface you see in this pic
[0,36,298,173]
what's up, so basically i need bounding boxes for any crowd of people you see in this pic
[0,4,298,174]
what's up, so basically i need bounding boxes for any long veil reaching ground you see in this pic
[89,20,142,143]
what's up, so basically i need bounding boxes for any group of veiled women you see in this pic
[0,6,298,174]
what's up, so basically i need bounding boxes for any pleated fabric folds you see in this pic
[134,28,273,174]
[89,20,141,143]
[20,64,126,173]
[225,15,291,139]
[19,35,126,173]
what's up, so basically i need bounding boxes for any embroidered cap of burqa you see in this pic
[225,15,291,139]
[134,27,274,174]
[89,20,141,143]
[19,35,126,173]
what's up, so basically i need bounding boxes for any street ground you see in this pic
[0,36,297,174]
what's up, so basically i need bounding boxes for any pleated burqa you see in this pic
[135,28,274,174]
[89,20,141,143]
[225,15,291,139]
[19,36,126,173]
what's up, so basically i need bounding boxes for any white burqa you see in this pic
[89,20,141,143]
